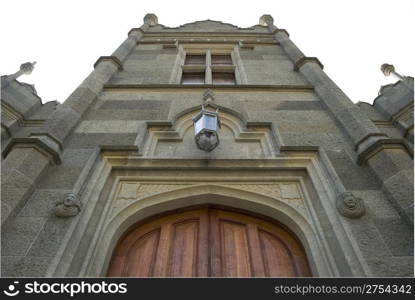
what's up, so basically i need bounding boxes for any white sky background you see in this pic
[1,0,413,104]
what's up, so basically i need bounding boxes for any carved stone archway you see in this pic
[83,183,331,277]
[48,153,370,278]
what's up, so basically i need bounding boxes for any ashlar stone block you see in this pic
[1,216,46,256]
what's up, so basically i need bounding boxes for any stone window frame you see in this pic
[181,50,235,85]
[169,44,248,85]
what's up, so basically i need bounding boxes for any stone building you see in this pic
[1,14,413,277]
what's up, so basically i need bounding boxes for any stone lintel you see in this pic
[143,32,275,38]
[140,39,277,46]
[100,145,139,152]
[246,121,272,128]
[280,145,319,152]
[93,56,123,71]
[127,27,145,37]
[146,121,174,127]
[103,84,314,91]
[2,137,62,165]
[294,57,324,72]
[357,138,413,165]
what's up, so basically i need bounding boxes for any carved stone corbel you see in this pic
[336,192,365,219]
[54,192,82,217]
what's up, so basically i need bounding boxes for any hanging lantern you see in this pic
[192,107,221,152]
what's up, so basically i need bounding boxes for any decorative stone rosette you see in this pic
[54,192,82,217]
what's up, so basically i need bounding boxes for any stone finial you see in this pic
[381,63,406,81]
[20,61,36,75]
[336,192,365,219]
[381,63,395,76]
[8,61,37,81]
[259,14,274,26]
[144,13,158,26]
[54,192,82,217]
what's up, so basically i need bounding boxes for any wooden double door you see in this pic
[107,207,311,277]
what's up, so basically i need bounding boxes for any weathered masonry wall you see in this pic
[109,44,309,86]
[1,14,413,277]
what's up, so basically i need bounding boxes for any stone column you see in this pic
[205,50,212,84]
[365,145,413,224]
[1,14,157,225]
[111,13,155,61]
[37,14,154,143]
[259,14,413,225]
[1,148,51,225]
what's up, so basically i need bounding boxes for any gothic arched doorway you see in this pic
[107,206,311,277]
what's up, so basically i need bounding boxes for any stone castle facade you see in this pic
[1,14,413,277]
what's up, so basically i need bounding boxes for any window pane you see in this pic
[181,72,205,85]
[204,115,218,131]
[211,55,232,65]
[185,55,206,65]
[212,72,235,85]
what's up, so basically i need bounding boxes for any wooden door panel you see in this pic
[152,224,172,276]
[246,224,266,277]
[107,229,160,277]
[124,229,160,277]
[167,220,199,277]
[107,207,312,277]
[220,220,252,277]
[196,212,209,277]
[258,230,297,277]
[106,255,125,277]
